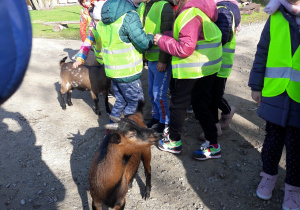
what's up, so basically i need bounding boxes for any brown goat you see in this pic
[89,101,160,210]
[59,56,111,115]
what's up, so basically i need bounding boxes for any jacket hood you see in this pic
[180,0,218,22]
[101,0,137,24]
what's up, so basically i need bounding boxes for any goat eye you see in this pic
[127,130,137,139]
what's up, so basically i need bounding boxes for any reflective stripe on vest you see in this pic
[216,6,236,78]
[97,13,143,79]
[172,8,222,79]
[137,2,167,61]
[92,27,104,65]
[262,11,300,103]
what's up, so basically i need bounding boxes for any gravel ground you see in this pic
[0,22,287,210]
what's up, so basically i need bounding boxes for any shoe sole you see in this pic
[256,190,272,200]
[158,146,182,154]
[193,155,221,160]
[282,204,300,210]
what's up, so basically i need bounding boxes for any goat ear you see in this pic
[110,133,121,144]
[126,130,137,140]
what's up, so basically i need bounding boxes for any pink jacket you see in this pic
[158,0,218,58]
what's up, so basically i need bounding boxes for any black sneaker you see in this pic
[146,118,159,128]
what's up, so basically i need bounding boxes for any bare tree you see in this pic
[29,0,57,10]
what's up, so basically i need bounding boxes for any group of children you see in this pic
[74,0,300,209]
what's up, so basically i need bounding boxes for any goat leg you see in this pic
[60,91,66,110]
[67,90,73,106]
[91,91,101,115]
[92,200,102,210]
[102,91,111,114]
[141,147,152,200]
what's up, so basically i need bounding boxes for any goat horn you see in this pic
[104,123,119,130]
[109,115,121,122]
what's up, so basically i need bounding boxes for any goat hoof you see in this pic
[67,102,73,106]
[143,191,150,200]
[95,110,101,115]
[62,105,66,110]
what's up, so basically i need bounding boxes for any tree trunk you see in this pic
[49,0,54,9]
[37,0,45,10]
[44,0,50,9]
[30,0,40,10]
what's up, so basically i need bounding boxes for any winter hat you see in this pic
[92,1,105,20]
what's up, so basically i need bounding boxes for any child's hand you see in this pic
[157,62,167,72]
[251,91,262,105]
[73,60,83,69]
[154,34,162,45]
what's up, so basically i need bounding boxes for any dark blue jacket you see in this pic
[248,6,300,128]
[215,1,241,45]
[0,0,32,104]
[101,0,154,83]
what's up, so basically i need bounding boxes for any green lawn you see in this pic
[29,4,269,40]
[29,5,82,40]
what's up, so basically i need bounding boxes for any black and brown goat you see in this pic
[59,56,111,115]
[89,101,160,210]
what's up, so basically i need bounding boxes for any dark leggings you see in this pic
[169,74,217,144]
[262,121,300,187]
[209,77,231,123]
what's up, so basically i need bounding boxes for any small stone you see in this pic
[6,183,10,188]
[20,199,25,205]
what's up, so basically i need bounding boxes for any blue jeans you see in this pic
[147,61,172,125]
[110,79,144,118]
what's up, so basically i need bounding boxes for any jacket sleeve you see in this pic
[248,18,270,91]
[80,10,88,42]
[158,3,174,64]
[76,30,95,63]
[123,12,154,53]
[215,7,233,45]
[158,16,201,58]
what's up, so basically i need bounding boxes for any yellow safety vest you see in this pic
[97,13,143,79]
[137,1,167,61]
[217,6,236,78]
[92,27,103,65]
[262,11,300,103]
[172,7,222,79]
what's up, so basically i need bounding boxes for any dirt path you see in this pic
[0,22,286,210]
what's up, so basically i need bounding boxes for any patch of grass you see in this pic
[29,3,270,40]
[240,0,270,25]
[29,5,82,40]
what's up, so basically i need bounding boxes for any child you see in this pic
[97,0,153,122]
[248,0,300,209]
[199,0,241,139]
[154,0,223,159]
[78,0,95,42]
[137,0,175,133]
[73,1,105,68]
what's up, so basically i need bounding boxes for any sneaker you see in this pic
[282,183,300,210]
[256,172,277,200]
[193,140,221,160]
[199,123,223,140]
[158,133,182,154]
[219,106,236,128]
[108,93,114,98]
[186,105,193,114]
[146,117,159,128]
[154,123,166,134]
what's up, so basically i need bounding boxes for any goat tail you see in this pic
[136,99,145,114]
[60,56,68,68]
